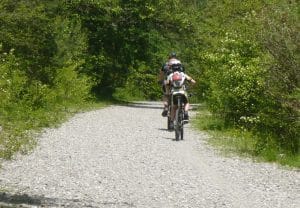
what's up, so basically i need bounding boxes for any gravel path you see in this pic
[0,102,299,208]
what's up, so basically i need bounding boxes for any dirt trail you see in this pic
[0,102,299,208]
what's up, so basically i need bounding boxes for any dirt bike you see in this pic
[165,70,194,137]
[167,71,192,140]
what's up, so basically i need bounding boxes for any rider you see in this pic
[159,52,183,117]
[166,63,196,124]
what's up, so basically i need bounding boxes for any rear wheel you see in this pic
[167,102,173,130]
[178,108,184,140]
[180,120,184,140]
[167,116,172,130]
[175,116,183,141]
[175,129,180,141]
[175,98,184,141]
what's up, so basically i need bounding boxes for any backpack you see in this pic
[171,72,185,88]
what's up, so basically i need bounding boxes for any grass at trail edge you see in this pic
[0,99,112,161]
[192,105,300,169]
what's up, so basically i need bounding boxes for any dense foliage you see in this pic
[0,0,299,162]
[197,0,299,159]
[0,0,92,158]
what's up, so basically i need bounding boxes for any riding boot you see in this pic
[161,107,168,117]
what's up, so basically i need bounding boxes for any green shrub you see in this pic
[51,64,93,107]
[112,62,161,102]
[204,34,267,124]
[203,32,299,155]
[0,49,26,107]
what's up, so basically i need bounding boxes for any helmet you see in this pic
[169,52,177,59]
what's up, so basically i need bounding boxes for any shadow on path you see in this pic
[119,102,203,111]
[118,102,163,110]
[0,192,41,207]
[157,128,172,132]
[0,192,135,208]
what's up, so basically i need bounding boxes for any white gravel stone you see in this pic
[0,101,299,208]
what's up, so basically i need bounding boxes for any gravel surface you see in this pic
[0,101,299,208]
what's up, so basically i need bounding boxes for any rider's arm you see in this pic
[166,73,173,85]
[185,74,196,84]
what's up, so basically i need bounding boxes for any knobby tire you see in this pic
[175,97,184,141]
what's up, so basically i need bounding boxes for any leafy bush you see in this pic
[0,49,27,110]
[51,64,92,107]
[113,62,161,101]
[199,0,300,156]
[204,34,266,123]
